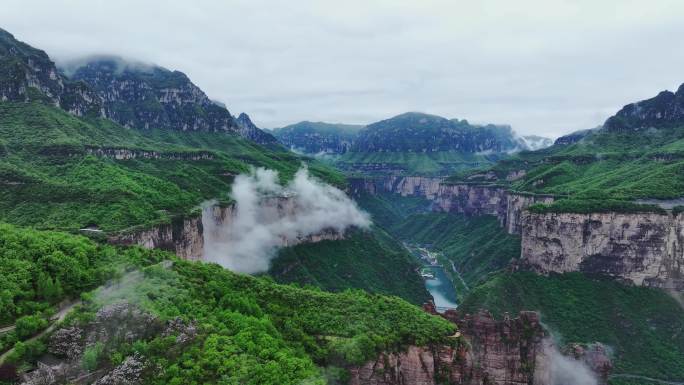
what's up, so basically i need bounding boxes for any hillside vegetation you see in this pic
[0,223,455,384]
[0,102,342,232]
[460,272,684,382]
[269,228,430,305]
[450,85,684,211]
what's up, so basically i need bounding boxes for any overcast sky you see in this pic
[3,0,684,138]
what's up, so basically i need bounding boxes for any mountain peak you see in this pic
[605,83,684,131]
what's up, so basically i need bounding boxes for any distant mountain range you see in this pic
[273,112,551,156]
[272,112,552,175]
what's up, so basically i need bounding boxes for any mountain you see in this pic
[353,112,521,153]
[0,28,102,116]
[605,84,684,131]
[235,112,278,145]
[0,28,436,307]
[271,112,552,176]
[452,83,684,204]
[66,56,277,145]
[272,121,364,154]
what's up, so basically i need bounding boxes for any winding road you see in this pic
[0,300,80,364]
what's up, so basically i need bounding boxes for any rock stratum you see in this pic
[352,176,684,290]
[351,306,611,385]
[520,211,684,290]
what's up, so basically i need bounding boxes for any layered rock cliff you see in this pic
[350,308,610,385]
[519,211,684,290]
[350,176,553,235]
[108,214,204,260]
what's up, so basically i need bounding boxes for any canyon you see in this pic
[351,176,684,290]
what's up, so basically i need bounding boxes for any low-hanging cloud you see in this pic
[202,167,370,273]
[545,342,599,385]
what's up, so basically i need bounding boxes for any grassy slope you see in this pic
[269,228,431,305]
[460,272,684,382]
[0,102,342,232]
[449,126,684,212]
[0,223,455,384]
[336,151,501,176]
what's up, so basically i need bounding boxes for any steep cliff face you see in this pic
[0,28,102,116]
[108,214,204,260]
[351,310,555,385]
[350,177,553,236]
[520,211,684,290]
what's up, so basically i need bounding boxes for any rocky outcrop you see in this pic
[235,112,278,145]
[108,214,204,260]
[350,310,597,385]
[350,176,554,235]
[351,308,612,385]
[110,197,345,261]
[520,211,684,290]
[83,147,215,160]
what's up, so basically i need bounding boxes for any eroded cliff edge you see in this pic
[351,176,684,290]
[520,211,684,290]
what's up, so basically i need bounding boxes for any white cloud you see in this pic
[202,167,370,273]
[2,0,684,137]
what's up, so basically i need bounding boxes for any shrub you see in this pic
[14,315,48,340]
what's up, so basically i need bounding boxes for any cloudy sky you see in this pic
[3,0,684,138]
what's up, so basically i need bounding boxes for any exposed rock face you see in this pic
[108,214,204,260]
[0,28,103,116]
[350,310,568,385]
[350,176,553,235]
[67,57,276,144]
[84,147,214,160]
[235,112,278,145]
[520,211,684,290]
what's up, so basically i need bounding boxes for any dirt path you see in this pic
[0,300,80,364]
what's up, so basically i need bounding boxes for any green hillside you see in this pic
[269,228,430,305]
[0,223,455,384]
[0,102,342,232]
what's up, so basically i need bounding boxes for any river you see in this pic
[404,243,459,312]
